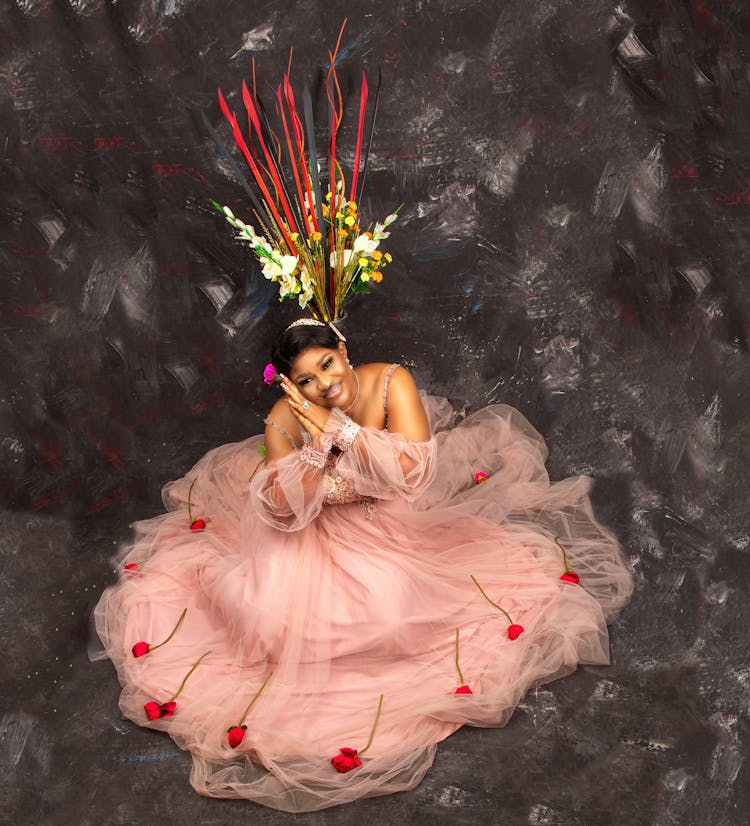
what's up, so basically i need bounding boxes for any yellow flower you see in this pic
[385,253,393,262]
[371,271,383,283]
[347,200,357,212]
[372,250,383,260]
[360,273,370,282]
[311,231,322,242]
[344,215,356,227]
[358,257,369,268]
[290,232,300,241]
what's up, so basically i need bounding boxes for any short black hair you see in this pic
[270,324,341,377]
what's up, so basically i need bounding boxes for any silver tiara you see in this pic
[285,318,346,341]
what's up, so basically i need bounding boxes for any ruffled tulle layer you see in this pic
[90,395,633,812]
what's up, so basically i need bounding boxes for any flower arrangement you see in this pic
[213,19,398,322]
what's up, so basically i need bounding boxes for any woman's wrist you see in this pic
[315,407,361,452]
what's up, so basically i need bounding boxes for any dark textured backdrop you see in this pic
[2,1,749,824]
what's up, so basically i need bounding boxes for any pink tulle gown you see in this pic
[91,363,633,812]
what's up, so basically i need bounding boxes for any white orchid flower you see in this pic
[261,254,299,281]
[352,234,379,254]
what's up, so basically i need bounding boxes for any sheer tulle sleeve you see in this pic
[249,443,328,532]
[319,407,437,501]
[249,407,437,531]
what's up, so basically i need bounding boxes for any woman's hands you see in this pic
[279,375,330,438]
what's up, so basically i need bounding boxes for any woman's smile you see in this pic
[324,382,342,400]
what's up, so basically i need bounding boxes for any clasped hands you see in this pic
[279,374,331,438]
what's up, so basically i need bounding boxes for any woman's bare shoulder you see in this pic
[265,397,297,429]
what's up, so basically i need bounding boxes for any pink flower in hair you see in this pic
[263,363,282,386]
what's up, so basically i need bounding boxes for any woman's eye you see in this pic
[322,359,332,370]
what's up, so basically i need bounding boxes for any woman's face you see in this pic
[289,342,354,407]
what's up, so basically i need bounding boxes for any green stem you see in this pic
[168,650,212,702]
[238,671,273,726]
[455,628,465,685]
[187,478,196,523]
[151,607,187,651]
[470,574,513,624]
[553,535,570,572]
[248,458,265,484]
[357,694,384,756]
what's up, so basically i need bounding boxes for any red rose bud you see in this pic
[331,747,362,773]
[132,641,150,658]
[508,624,525,640]
[160,701,176,717]
[227,725,247,748]
[560,571,580,584]
[190,518,206,531]
[473,471,489,484]
[124,562,139,574]
[144,701,162,720]
[455,685,473,695]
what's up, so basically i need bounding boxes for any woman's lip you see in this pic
[325,383,342,399]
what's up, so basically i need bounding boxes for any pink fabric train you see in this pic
[90,391,633,812]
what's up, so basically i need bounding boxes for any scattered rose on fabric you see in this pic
[473,471,488,484]
[227,725,247,748]
[508,624,525,640]
[455,685,473,695]
[132,641,150,658]
[144,700,176,720]
[190,518,206,531]
[560,571,580,584]
[331,747,362,773]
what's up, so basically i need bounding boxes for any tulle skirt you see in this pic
[90,395,633,812]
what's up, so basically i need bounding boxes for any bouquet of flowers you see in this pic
[213,20,399,322]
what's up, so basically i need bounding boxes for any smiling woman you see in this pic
[90,316,633,812]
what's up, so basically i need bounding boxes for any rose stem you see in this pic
[167,650,212,702]
[455,628,465,685]
[238,671,273,726]
[356,693,384,757]
[470,574,514,624]
[553,535,571,572]
[187,478,196,523]
[151,607,188,651]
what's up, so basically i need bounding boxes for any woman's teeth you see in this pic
[326,383,341,398]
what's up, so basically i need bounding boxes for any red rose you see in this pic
[190,518,206,531]
[560,571,580,584]
[508,624,525,640]
[331,747,362,773]
[455,684,473,695]
[144,701,162,721]
[227,725,247,748]
[132,641,150,658]
[124,562,139,574]
[160,701,176,717]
